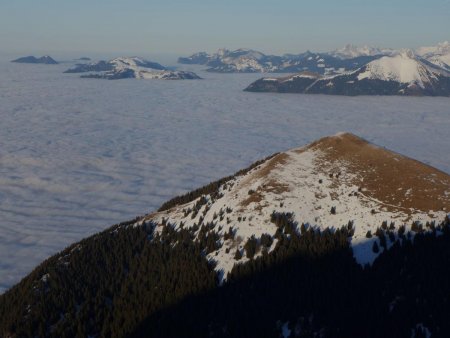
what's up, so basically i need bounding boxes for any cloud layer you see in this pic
[0,62,449,293]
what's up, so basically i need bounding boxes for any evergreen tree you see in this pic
[372,241,379,253]
[234,249,242,260]
[244,235,258,259]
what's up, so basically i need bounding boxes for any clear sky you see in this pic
[1,0,449,57]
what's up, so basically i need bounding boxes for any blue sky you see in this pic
[1,0,449,56]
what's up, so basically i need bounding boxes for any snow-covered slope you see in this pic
[142,133,450,282]
[246,51,450,96]
[416,41,450,71]
[65,57,201,80]
[356,50,441,86]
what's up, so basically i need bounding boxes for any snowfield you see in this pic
[0,59,450,293]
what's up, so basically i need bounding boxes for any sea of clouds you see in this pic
[0,59,449,293]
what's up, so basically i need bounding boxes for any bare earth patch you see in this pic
[239,154,291,209]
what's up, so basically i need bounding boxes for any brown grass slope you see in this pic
[305,133,450,214]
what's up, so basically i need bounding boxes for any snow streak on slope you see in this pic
[147,133,450,282]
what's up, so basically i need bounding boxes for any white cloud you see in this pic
[0,61,449,293]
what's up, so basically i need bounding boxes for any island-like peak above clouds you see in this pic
[64,56,201,80]
[246,51,450,96]
[11,55,59,64]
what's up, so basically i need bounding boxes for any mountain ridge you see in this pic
[416,41,450,71]
[245,52,450,96]
[178,42,450,75]
[178,48,382,74]
[65,57,201,80]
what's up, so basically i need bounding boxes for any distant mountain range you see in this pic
[179,48,381,75]
[64,57,201,80]
[1,133,450,337]
[416,41,450,72]
[11,55,58,64]
[245,50,450,96]
[328,44,395,59]
[179,42,450,77]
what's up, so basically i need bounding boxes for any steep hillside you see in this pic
[1,133,450,338]
[150,133,450,276]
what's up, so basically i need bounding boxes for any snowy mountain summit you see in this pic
[330,44,394,59]
[356,50,444,85]
[416,41,450,71]
[416,41,450,58]
[246,50,450,96]
[64,57,201,80]
[146,133,450,281]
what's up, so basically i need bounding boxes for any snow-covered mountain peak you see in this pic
[416,41,450,57]
[146,133,450,280]
[432,41,450,54]
[246,50,450,96]
[416,41,450,71]
[111,56,144,65]
[109,57,166,70]
[356,52,438,87]
[331,44,393,59]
